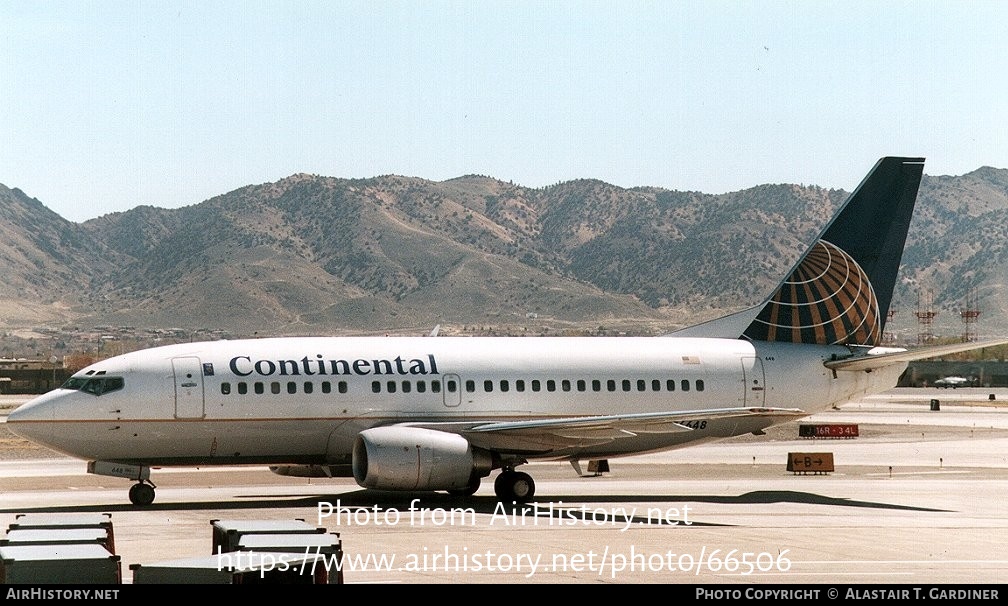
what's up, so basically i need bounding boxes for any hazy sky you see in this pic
[2,1,1006,222]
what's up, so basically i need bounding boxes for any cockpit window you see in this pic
[62,376,125,396]
[62,377,90,391]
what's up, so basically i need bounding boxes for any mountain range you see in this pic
[2,165,1008,342]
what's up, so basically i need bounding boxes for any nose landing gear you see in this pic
[87,460,157,506]
[128,481,156,506]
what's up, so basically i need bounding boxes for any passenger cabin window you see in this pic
[446,380,457,393]
[621,379,631,392]
[652,379,661,391]
[371,381,381,394]
[696,379,705,392]
[546,380,556,392]
[666,379,676,392]
[484,380,493,392]
[636,379,646,392]
[500,380,510,392]
[576,379,586,392]
[516,380,525,392]
[417,381,427,393]
[222,378,347,397]
[402,381,411,393]
[531,380,541,392]
[592,379,601,392]
[561,380,571,392]
[681,379,690,392]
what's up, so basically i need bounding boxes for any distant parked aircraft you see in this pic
[934,376,972,388]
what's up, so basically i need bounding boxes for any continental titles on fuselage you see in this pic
[229,354,440,378]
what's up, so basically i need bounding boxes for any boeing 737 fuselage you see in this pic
[8,336,902,504]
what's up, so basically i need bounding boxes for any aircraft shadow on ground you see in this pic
[0,488,949,521]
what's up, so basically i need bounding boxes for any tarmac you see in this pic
[1,388,1007,585]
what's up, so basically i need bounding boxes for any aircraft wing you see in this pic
[824,338,1008,373]
[403,407,806,454]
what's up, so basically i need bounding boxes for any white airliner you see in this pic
[934,375,972,388]
[8,157,1005,506]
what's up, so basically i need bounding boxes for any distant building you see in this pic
[0,359,71,394]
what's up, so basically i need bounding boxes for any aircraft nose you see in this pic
[5,390,84,457]
[6,392,57,425]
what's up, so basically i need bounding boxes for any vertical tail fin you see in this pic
[742,157,924,345]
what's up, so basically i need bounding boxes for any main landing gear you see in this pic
[494,468,535,503]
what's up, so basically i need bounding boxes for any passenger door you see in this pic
[172,356,205,418]
[442,373,461,407]
[742,356,766,407]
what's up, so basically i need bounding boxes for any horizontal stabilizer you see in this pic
[825,338,1008,372]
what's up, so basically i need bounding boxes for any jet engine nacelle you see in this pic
[352,426,492,491]
[269,464,352,478]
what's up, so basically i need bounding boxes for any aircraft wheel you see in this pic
[129,482,156,506]
[510,472,535,502]
[494,470,535,503]
[494,470,515,499]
